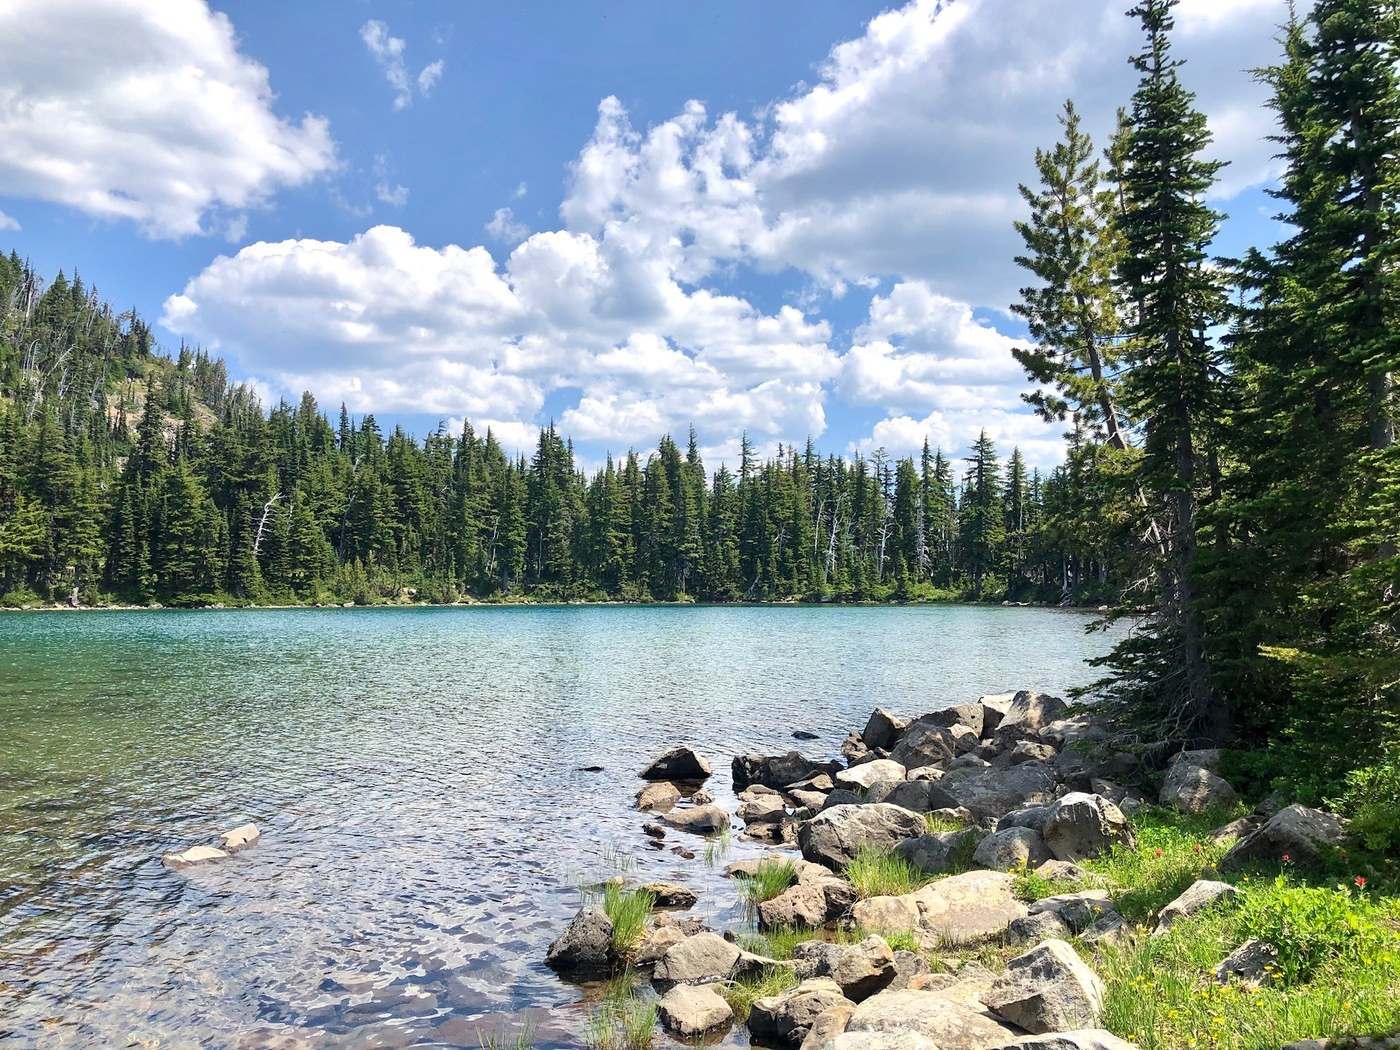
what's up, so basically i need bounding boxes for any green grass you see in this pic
[925,812,967,834]
[602,883,655,955]
[737,924,816,961]
[844,846,928,899]
[736,859,798,905]
[476,1017,537,1050]
[703,825,734,869]
[851,927,921,953]
[586,971,657,1050]
[719,966,799,1024]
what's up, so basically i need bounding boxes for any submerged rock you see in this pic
[161,844,229,870]
[218,823,261,854]
[661,804,730,834]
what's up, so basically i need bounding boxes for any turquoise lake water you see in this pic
[0,604,1118,1048]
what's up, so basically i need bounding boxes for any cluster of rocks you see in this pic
[545,692,1362,1048]
[161,822,261,870]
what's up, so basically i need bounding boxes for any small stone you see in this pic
[1154,880,1242,935]
[637,782,683,812]
[641,881,698,908]
[1215,939,1280,987]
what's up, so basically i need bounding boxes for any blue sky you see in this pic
[0,0,1297,472]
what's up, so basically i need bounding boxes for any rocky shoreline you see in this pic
[545,691,1372,1050]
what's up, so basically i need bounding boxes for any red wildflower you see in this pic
[1282,853,1292,863]
[1355,876,1367,889]
[1153,848,1163,857]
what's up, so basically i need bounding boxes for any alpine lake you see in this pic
[0,604,1120,1049]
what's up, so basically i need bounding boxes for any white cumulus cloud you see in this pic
[0,0,335,239]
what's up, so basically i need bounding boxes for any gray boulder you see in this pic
[662,804,730,834]
[1220,804,1348,871]
[850,870,1027,947]
[544,906,614,973]
[740,794,789,824]
[749,978,855,1048]
[863,709,912,751]
[829,936,898,1002]
[1008,741,1059,765]
[994,691,1070,741]
[985,939,1105,1034]
[653,931,742,983]
[822,788,867,811]
[1159,761,1238,814]
[990,1032,1139,1050]
[846,988,1019,1047]
[1154,879,1242,935]
[979,692,1016,736]
[1007,911,1071,945]
[736,752,844,791]
[657,983,732,1036]
[973,827,1053,871]
[894,829,980,877]
[917,702,986,738]
[799,804,927,870]
[641,745,711,782]
[1028,890,1116,935]
[890,723,963,769]
[998,805,1052,834]
[759,883,831,930]
[1214,939,1279,987]
[1042,793,1137,861]
[869,780,944,813]
[837,760,908,791]
[928,762,1059,823]
[637,782,683,811]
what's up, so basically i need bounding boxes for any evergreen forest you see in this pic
[1,0,1398,802]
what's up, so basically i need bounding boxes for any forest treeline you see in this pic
[0,254,1119,612]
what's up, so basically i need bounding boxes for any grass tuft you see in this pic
[925,812,967,834]
[737,859,798,905]
[844,846,928,899]
[586,971,656,1050]
[720,966,799,1024]
[476,1017,537,1050]
[602,883,655,955]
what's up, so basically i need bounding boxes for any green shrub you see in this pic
[1334,757,1400,854]
[1236,875,1394,985]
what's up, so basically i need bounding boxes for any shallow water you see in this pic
[0,604,1117,1049]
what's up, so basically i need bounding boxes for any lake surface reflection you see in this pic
[0,605,1117,1048]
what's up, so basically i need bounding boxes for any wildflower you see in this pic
[1282,853,1292,863]
[1339,849,1349,861]
[1355,875,1367,888]
[1154,848,1164,857]
[1193,844,1203,852]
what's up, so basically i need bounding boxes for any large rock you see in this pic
[830,936,898,1002]
[661,804,730,834]
[1042,793,1137,862]
[869,780,945,813]
[928,763,1059,823]
[1159,761,1238,814]
[1154,879,1242,935]
[749,978,855,1048]
[544,906,614,973]
[799,804,927,870]
[998,805,1052,834]
[637,782,683,811]
[863,709,912,751]
[736,752,844,791]
[657,983,733,1036]
[891,723,976,769]
[837,760,909,792]
[740,794,789,824]
[1027,890,1116,935]
[973,828,1053,871]
[653,931,741,983]
[1219,804,1348,871]
[759,882,831,930]
[847,988,1019,1048]
[161,844,229,870]
[978,692,1016,736]
[990,1032,1140,1050]
[851,870,1027,947]
[641,881,699,908]
[985,939,1105,1034]
[894,830,980,876]
[218,823,260,854]
[1214,939,1280,987]
[798,1004,858,1050]
[993,692,1070,741]
[641,746,711,782]
[917,703,986,739]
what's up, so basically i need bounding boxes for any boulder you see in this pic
[653,931,741,983]
[829,936,898,1002]
[1037,714,1106,751]
[1171,748,1223,771]
[791,773,837,793]
[1159,762,1238,814]
[1027,890,1116,935]
[161,844,229,870]
[837,760,909,791]
[846,988,1020,1048]
[759,882,831,930]
[657,983,733,1036]
[1007,741,1058,765]
[1041,793,1137,862]
[661,804,730,834]
[824,1033,940,1050]
[1210,815,1263,844]
[634,925,689,965]
[736,752,844,792]
[917,702,986,739]
[979,692,1016,736]
[792,940,847,980]
[740,794,789,824]
[792,789,831,811]
[1214,939,1279,987]
[799,804,927,870]
[1080,912,1133,949]
[852,870,1027,947]
[870,780,944,813]
[641,881,698,908]
[799,1004,858,1050]
[886,950,932,992]
[889,723,960,769]
[749,978,855,1048]
[973,828,1053,871]
[990,1032,1140,1050]
[1032,860,1095,884]
[985,939,1105,1034]
[928,763,1059,823]
[844,733,874,766]
[1282,1040,1400,1050]
[637,782,683,811]
[641,746,711,782]
[1153,880,1241,935]
[1219,804,1348,871]
[894,830,980,877]
[993,692,1070,741]
[218,823,260,854]
[544,906,614,973]
[998,806,1052,834]
[1007,911,1071,945]
[863,709,912,751]
[822,788,867,812]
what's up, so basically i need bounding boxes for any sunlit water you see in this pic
[0,605,1118,1049]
